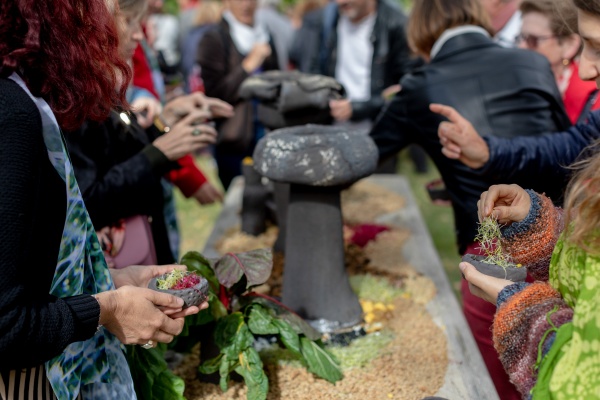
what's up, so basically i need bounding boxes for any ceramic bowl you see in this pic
[148,274,210,309]
[461,254,527,282]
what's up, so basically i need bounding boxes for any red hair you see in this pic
[0,0,131,130]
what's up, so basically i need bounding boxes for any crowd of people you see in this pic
[1,0,600,398]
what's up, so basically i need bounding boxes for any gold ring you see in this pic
[192,128,201,136]
[141,340,153,349]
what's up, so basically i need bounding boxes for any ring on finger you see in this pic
[192,128,202,136]
[141,340,154,349]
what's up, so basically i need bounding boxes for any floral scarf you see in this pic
[9,74,136,399]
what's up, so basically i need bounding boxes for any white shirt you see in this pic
[335,13,376,103]
[495,11,522,48]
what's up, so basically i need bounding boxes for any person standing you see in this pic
[300,0,415,132]
[197,0,280,188]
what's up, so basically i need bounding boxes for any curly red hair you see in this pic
[0,0,131,130]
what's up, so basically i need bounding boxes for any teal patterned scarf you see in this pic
[9,74,136,399]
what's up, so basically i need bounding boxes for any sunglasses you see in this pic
[515,33,557,49]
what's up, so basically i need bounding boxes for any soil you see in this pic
[178,179,448,399]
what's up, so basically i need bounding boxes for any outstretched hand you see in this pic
[459,262,512,304]
[162,92,234,126]
[477,184,531,225]
[429,103,489,169]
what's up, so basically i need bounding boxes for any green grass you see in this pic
[174,150,462,298]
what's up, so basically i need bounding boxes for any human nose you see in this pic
[579,47,600,85]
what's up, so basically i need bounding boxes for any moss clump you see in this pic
[328,330,395,370]
[349,274,405,303]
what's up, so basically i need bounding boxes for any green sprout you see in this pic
[474,216,519,268]
[156,269,188,290]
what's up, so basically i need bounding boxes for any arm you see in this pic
[369,91,417,162]
[492,282,573,398]
[67,118,176,229]
[482,111,600,181]
[197,29,249,105]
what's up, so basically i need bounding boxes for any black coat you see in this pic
[370,32,571,253]
[293,0,417,121]
[66,112,179,264]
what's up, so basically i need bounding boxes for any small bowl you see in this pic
[461,254,527,282]
[148,274,210,309]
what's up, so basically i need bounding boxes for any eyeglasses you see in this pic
[515,33,557,49]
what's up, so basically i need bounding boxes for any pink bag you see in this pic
[97,215,157,269]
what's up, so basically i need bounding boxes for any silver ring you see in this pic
[141,340,153,349]
[191,128,201,136]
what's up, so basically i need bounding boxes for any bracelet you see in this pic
[153,115,171,133]
[93,294,103,332]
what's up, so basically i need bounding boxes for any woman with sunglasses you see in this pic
[518,0,600,124]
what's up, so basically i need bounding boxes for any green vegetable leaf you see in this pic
[299,337,343,383]
[219,352,239,392]
[213,249,273,290]
[248,305,280,335]
[180,251,220,292]
[244,295,321,340]
[126,344,185,400]
[214,313,254,359]
[234,347,269,400]
[273,319,301,356]
[199,353,223,375]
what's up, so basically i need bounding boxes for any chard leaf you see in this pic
[273,319,301,356]
[126,344,185,400]
[219,353,239,392]
[214,249,273,290]
[199,354,223,375]
[299,337,343,383]
[234,347,269,400]
[180,251,219,292]
[244,295,321,340]
[248,305,280,335]
[214,313,254,359]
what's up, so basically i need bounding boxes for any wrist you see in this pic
[94,291,117,327]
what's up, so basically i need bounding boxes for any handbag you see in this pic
[97,215,157,269]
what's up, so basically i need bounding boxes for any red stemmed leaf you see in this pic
[213,248,273,290]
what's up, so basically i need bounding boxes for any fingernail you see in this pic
[176,297,184,306]
[458,262,466,272]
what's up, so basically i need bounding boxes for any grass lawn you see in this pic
[175,149,463,299]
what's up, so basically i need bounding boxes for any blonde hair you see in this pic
[194,1,223,26]
[408,0,494,58]
[563,140,600,254]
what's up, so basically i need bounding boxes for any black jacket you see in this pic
[293,0,416,121]
[66,112,179,264]
[480,110,600,187]
[370,32,571,253]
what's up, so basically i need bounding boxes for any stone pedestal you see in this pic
[283,185,362,326]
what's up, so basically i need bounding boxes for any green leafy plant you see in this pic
[127,249,342,400]
[475,216,520,268]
